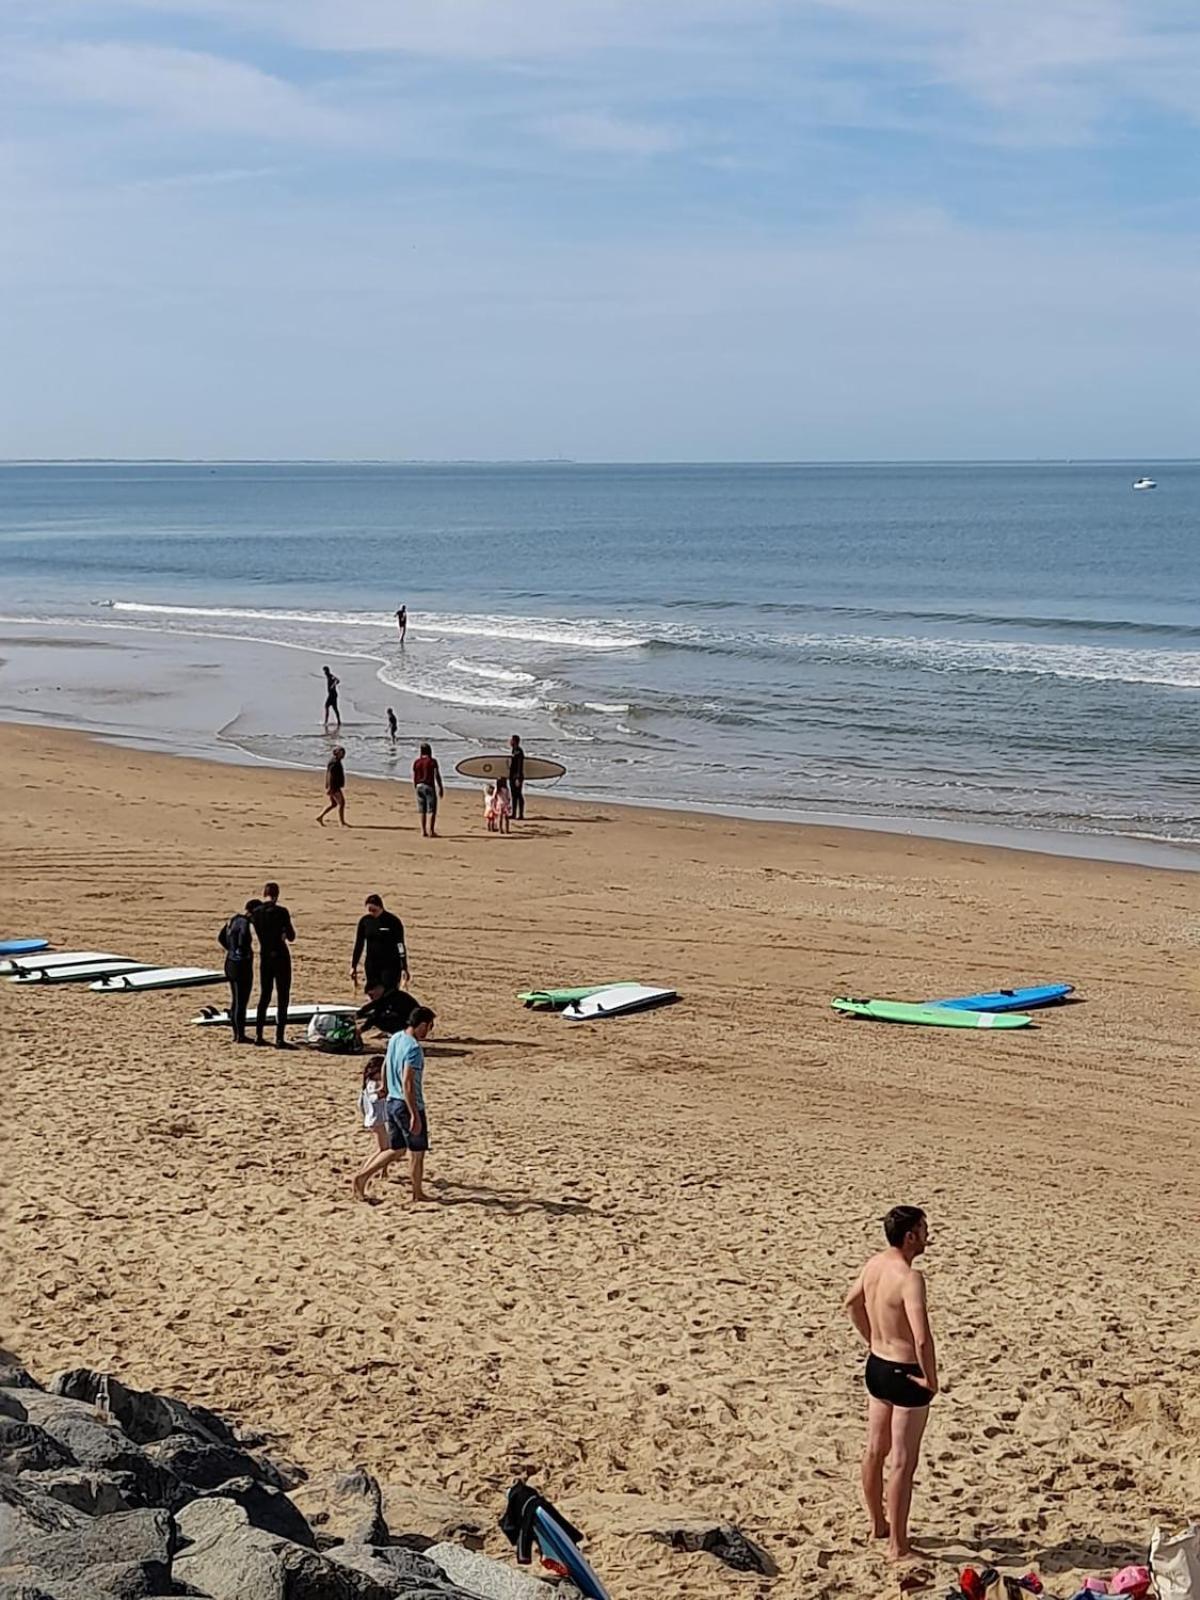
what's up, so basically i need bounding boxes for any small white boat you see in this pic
[1133,476,1156,490]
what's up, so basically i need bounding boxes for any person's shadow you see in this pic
[921,1533,1145,1575]
[432,1179,599,1218]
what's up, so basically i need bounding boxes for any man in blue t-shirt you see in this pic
[352,1006,436,1204]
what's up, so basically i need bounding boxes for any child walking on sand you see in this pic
[359,1055,389,1152]
[493,775,512,835]
[484,781,497,832]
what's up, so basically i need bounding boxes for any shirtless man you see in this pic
[842,1206,937,1562]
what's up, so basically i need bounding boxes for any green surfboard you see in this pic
[832,997,1032,1029]
[518,984,635,1010]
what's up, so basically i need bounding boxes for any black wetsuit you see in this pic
[509,746,525,820]
[356,986,417,1037]
[323,670,340,717]
[252,900,295,1044]
[218,911,254,1041]
[352,910,407,991]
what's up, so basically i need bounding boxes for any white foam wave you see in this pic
[448,658,537,685]
[377,667,541,714]
[583,701,631,714]
[104,600,647,652]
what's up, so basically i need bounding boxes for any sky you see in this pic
[1,0,1198,460]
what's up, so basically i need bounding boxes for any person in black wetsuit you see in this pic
[218,897,260,1043]
[509,734,526,821]
[322,665,341,731]
[356,980,418,1041]
[351,893,409,994]
[252,881,296,1048]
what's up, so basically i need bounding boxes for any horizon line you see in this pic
[1,456,1195,468]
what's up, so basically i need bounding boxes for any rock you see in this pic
[144,1433,272,1496]
[379,1485,487,1550]
[198,1477,315,1548]
[328,1544,484,1599]
[291,1468,387,1548]
[427,1542,577,1600]
[0,1395,28,1424]
[174,1496,397,1600]
[646,1518,773,1575]
[48,1371,240,1450]
[17,1471,142,1519]
[0,1576,113,1600]
[0,1476,88,1554]
[0,1353,42,1392]
[10,1395,177,1513]
[0,1420,74,1475]
[0,1490,175,1594]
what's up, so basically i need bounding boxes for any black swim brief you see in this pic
[865,1353,933,1409]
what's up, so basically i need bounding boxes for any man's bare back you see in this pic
[861,1249,923,1362]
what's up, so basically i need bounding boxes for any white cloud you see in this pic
[7,42,350,140]
[539,110,686,155]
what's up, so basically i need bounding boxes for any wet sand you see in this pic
[2,723,1198,1598]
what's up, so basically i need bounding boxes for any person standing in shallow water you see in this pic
[317,746,347,827]
[395,606,407,643]
[322,665,341,730]
[508,734,526,821]
[843,1205,937,1563]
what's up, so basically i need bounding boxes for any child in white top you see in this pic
[359,1055,389,1151]
[484,781,497,832]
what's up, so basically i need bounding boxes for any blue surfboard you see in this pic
[932,983,1073,1013]
[0,938,50,957]
[533,1506,610,1600]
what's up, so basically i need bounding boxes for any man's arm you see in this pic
[842,1271,871,1347]
[903,1271,938,1393]
[402,1062,422,1133]
[435,762,444,797]
[351,918,365,976]
[284,911,295,943]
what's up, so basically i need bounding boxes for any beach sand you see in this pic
[2,723,1198,1598]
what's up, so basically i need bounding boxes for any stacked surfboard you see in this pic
[831,983,1074,1029]
[519,982,677,1020]
[3,947,223,991]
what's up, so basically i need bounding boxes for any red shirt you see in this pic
[413,755,437,787]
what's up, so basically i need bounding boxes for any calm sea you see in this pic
[1,461,1198,845]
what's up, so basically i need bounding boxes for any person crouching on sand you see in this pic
[353,1007,436,1204]
[318,746,347,827]
[842,1205,938,1564]
[359,1055,389,1153]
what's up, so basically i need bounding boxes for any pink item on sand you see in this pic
[1082,1582,1109,1594]
[1110,1567,1151,1597]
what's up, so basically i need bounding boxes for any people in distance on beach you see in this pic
[322,665,341,730]
[251,882,296,1050]
[317,745,347,827]
[508,733,526,821]
[359,1055,390,1153]
[843,1205,938,1564]
[218,897,260,1043]
[386,707,398,744]
[351,893,409,995]
[412,741,444,839]
[395,605,407,643]
[352,1006,437,1205]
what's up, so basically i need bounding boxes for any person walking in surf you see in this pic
[395,606,407,643]
[386,707,398,745]
[322,665,341,730]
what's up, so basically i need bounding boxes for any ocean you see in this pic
[1,460,1198,851]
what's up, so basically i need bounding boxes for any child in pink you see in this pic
[493,776,512,834]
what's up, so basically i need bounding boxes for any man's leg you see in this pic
[233,966,251,1041]
[353,1144,399,1199]
[274,961,292,1046]
[861,1397,892,1541]
[409,1150,427,1202]
[428,800,437,838]
[337,793,346,826]
[886,1403,929,1561]
[255,960,275,1044]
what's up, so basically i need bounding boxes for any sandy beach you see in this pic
[3,722,1199,1599]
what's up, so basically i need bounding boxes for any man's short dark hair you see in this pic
[245,898,262,913]
[409,1006,436,1030]
[883,1205,926,1247]
[365,893,383,908]
[420,742,432,755]
[263,881,279,899]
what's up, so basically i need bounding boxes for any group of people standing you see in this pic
[217,881,297,1047]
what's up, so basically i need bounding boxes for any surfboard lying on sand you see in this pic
[518,984,635,1009]
[455,755,566,781]
[91,967,224,992]
[532,1506,610,1600]
[0,938,50,958]
[2,950,120,975]
[562,984,677,1021]
[191,1001,358,1026]
[930,983,1073,1012]
[832,997,1032,1029]
[10,960,153,985]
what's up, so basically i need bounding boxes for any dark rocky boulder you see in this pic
[16,1472,143,1520]
[328,1543,487,1599]
[48,1371,240,1451]
[144,1432,275,1497]
[173,1497,398,1600]
[0,1421,74,1476]
[8,1395,178,1512]
[195,1476,316,1547]
[291,1467,387,1548]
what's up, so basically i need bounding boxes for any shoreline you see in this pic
[2,618,1198,874]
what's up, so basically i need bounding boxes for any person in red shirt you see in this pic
[412,742,444,838]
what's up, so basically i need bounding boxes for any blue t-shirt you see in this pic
[385,1030,425,1111]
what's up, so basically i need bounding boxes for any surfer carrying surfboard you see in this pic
[842,1206,938,1563]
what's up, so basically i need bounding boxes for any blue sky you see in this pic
[1,1,1197,459]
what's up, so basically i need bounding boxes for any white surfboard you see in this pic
[562,983,677,1021]
[2,950,122,976]
[10,959,154,985]
[191,1001,358,1027]
[91,967,224,993]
